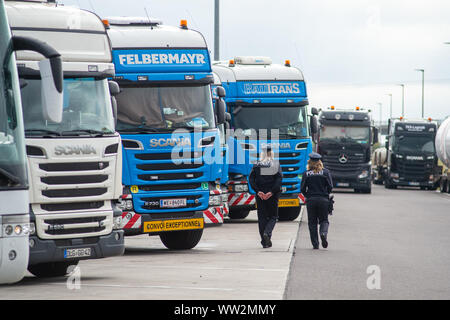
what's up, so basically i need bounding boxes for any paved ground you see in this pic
[0,210,302,300]
[285,185,450,300]
[1,186,449,300]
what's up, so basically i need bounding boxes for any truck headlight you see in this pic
[427,155,434,160]
[234,184,249,192]
[118,199,133,211]
[209,195,222,206]
[221,193,228,203]
[113,216,123,230]
[390,172,399,179]
[2,215,30,237]
[358,170,369,179]
[429,174,434,181]
[395,154,403,159]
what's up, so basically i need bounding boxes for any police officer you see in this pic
[300,152,333,249]
[249,146,283,248]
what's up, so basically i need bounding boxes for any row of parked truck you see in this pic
[0,0,321,283]
[2,0,448,285]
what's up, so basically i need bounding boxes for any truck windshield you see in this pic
[20,78,115,136]
[320,125,369,144]
[116,84,215,132]
[393,135,435,153]
[0,9,27,190]
[231,104,308,139]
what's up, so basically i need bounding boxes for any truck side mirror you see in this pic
[216,86,226,98]
[373,127,379,144]
[385,140,389,149]
[12,36,63,123]
[311,107,319,116]
[310,115,318,135]
[111,96,117,128]
[108,80,120,96]
[216,99,226,124]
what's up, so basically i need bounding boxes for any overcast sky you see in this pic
[59,0,450,120]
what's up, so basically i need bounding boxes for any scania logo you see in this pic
[338,154,348,164]
[54,145,96,156]
[150,138,191,147]
[261,142,290,149]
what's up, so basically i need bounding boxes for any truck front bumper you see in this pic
[228,192,256,210]
[332,176,371,189]
[388,178,434,187]
[121,210,205,236]
[28,230,124,265]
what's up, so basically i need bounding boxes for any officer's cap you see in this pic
[308,152,322,161]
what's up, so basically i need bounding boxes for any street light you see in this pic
[415,69,424,118]
[386,93,392,118]
[397,84,405,117]
[377,102,382,126]
[214,0,220,60]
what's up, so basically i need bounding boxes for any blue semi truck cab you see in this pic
[106,17,227,249]
[212,57,317,221]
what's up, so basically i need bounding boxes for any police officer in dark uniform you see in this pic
[249,146,283,248]
[300,152,333,249]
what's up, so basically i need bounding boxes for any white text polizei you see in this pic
[118,53,206,65]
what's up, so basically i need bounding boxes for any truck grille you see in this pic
[322,154,366,173]
[396,159,431,181]
[41,201,104,212]
[39,162,109,171]
[42,188,107,198]
[36,212,112,240]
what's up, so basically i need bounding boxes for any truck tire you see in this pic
[440,178,448,193]
[278,206,301,221]
[228,209,250,219]
[160,229,203,250]
[360,187,372,194]
[28,261,79,278]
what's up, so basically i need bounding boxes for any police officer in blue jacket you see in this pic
[300,152,333,249]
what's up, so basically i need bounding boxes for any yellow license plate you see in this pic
[278,199,299,207]
[143,218,204,233]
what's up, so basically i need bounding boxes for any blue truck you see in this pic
[212,57,318,221]
[106,17,227,249]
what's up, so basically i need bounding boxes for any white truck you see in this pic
[1,0,63,283]
[6,0,124,278]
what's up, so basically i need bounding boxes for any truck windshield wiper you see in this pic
[61,129,108,136]
[25,129,61,136]
[0,168,21,185]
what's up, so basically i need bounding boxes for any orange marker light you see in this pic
[356,106,360,111]
[285,60,291,67]
[428,117,432,121]
[102,19,110,29]
[229,59,235,67]
[180,19,188,29]
[400,116,404,120]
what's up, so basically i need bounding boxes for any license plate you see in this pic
[409,182,420,186]
[160,198,187,208]
[278,198,299,207]
[336,182,350,187]
[64,248,91,259]
[143,218,204,233]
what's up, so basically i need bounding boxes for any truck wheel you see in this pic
[28,261,79,278]
[160,229,203,250]
[440,179,448,193]
[360,187,372,194]
[228,209,250,219]
[278,206,301,221]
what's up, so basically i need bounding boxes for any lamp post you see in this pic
[377,102,382,126]
[398,84,405,117]
[214,0,220,60]
[386,93,392,118]
[415,69,424,118]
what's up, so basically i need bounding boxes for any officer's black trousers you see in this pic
[306,197,330,248]
[256,194,279,240]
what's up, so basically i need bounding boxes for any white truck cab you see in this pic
[6,0,124,278]
[1,0,63,283]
